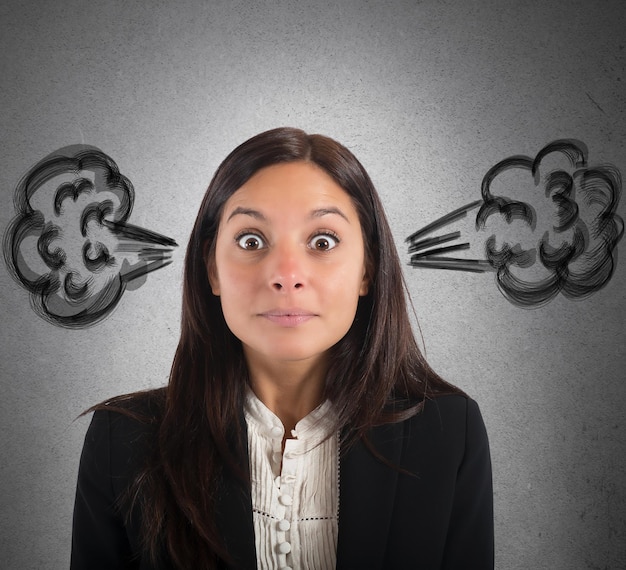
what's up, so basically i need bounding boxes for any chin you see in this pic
[246,342,333,365]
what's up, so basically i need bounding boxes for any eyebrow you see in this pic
[226,206,350,223]
[310,207,350,222]
[226,207,266,222]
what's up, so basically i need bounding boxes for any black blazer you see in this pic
[71,394,493,569]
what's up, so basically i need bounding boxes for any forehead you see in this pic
[222,161,358,217]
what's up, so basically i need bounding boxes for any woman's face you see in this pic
[209,161,369,368]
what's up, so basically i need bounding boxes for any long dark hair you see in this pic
[99,127,460,567]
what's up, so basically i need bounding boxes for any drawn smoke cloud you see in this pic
[4,146,177,328]
[407,140,624,307]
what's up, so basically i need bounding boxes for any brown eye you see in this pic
[236,233,266,250]
[309,233,339,251]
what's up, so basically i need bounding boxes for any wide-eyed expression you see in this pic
[209,161,369,368]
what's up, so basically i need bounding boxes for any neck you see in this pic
[244,351,327,435]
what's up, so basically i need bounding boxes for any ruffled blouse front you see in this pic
[244,389,339,570]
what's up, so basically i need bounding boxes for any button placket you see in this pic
[277,437,300,568]
[268,422,283,478]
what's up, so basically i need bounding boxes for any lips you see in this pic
[259,309,317,328]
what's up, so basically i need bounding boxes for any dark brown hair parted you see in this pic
[95,127,461,568]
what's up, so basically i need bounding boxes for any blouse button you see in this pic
[279,494,293,506]
[270,425,283,438]
[277,541,292,554]
[277,519,290,531]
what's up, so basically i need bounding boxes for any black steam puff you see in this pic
[4,147,177,328]
[407,140,624,308]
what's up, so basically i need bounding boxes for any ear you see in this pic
[208,263,220,296]
[204,242,220,296]
[359,263,370,296]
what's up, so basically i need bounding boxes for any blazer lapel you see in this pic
[336,421,404,568]
[214,412,258,570]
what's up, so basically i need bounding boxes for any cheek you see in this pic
[326,260,367,302]
[210,241,241,296]
[216,274,252,337]
[214,266,251,302]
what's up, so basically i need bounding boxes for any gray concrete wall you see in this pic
[1,1,624,568]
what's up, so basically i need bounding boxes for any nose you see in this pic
[268,244,306,292]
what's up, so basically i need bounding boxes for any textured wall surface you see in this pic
[1,1,624,568]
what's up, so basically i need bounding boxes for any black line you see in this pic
[136,248,175,261]
[406,200,482,244]
[121,258,173,283]
[408,257,495,273]
[407,231,460,253]
[585,92,606,116]
[410,243,470,259]
[103,220,178,247]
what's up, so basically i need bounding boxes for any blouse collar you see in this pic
[244,386,336,446]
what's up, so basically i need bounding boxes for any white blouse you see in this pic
[244,389,339,570]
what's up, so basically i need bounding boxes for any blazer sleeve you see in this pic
[71,410,141,569]
[441,398,494,569]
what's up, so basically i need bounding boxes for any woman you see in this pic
[71,127,494,569]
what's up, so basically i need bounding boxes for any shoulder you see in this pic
[350,394,488,468]
[81,389,165,490]
[417,394,484,429]
[88,388,165,428]
[396,394,489,472]
[86,389,165,437]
